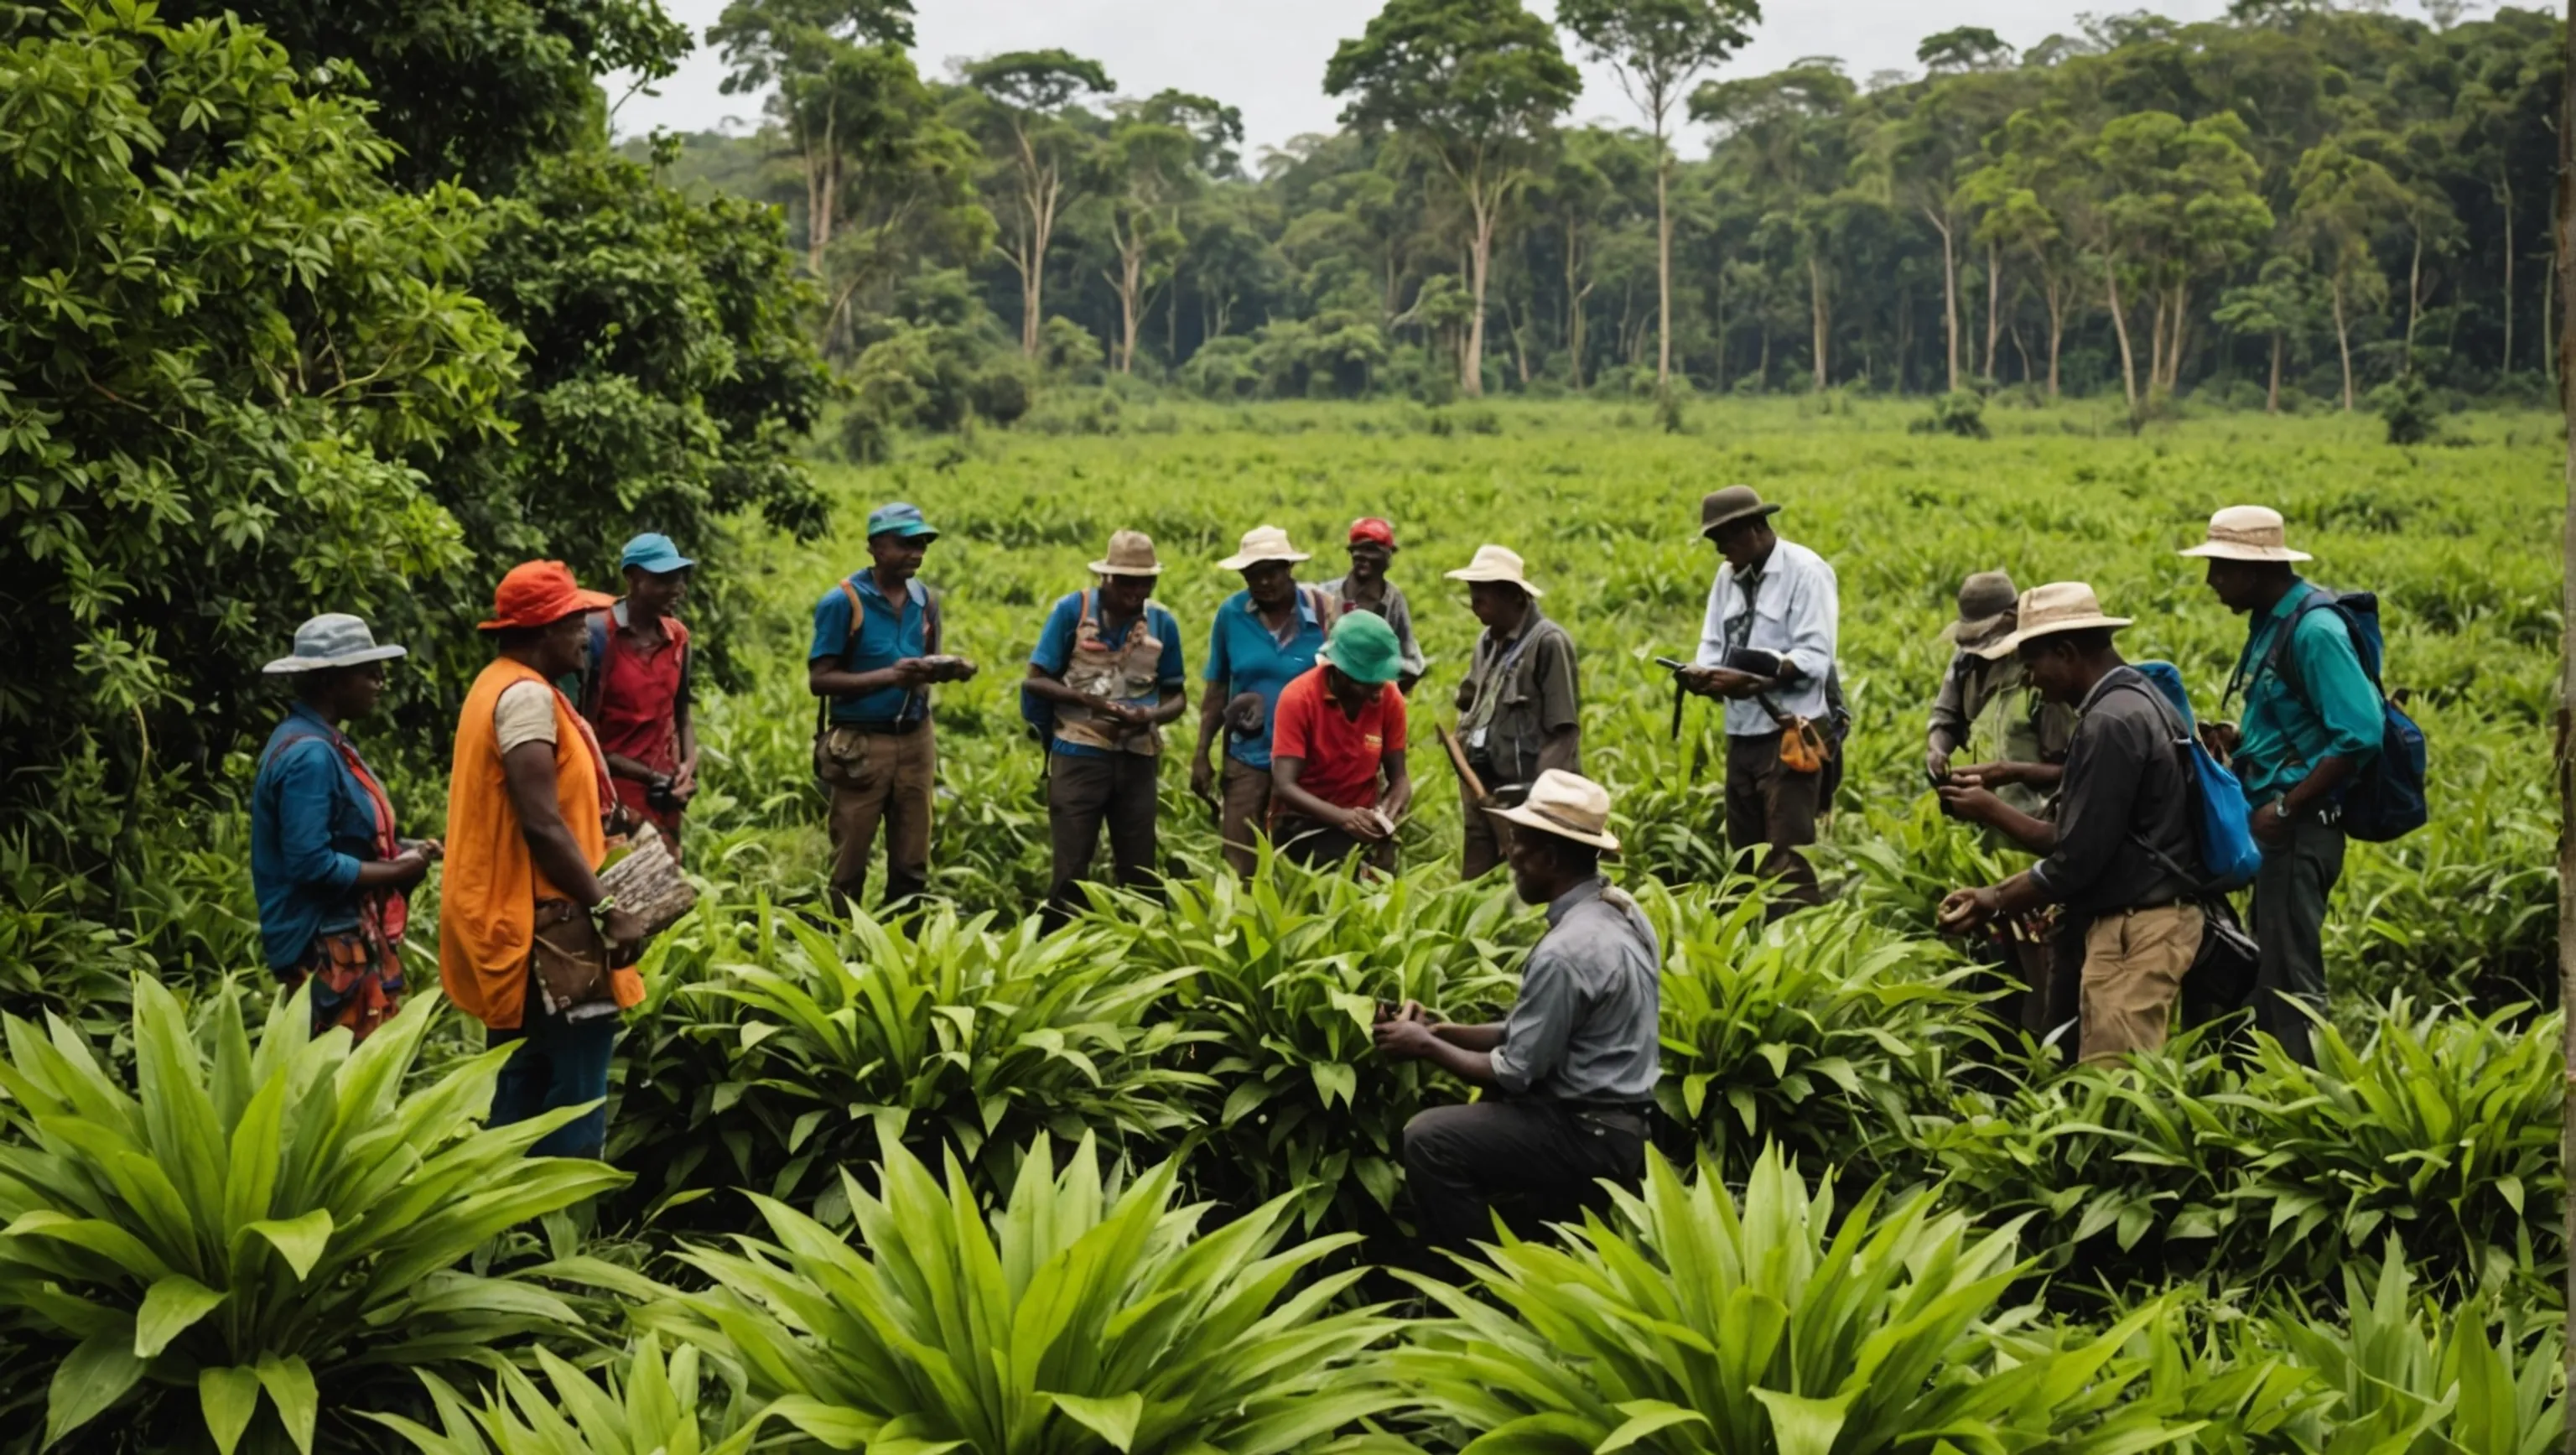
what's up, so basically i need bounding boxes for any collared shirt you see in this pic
[1928,652,2078,763]
[1316,574,1427,679]
[1460,606,1580,788]
[1204,585,1330,769]
[1269,665,1406,809]
[1490,878,1662,1102]
[809,569,932,725]
[250,704,383,970]
[2028,666,2197,917]
[1031,592,1186,760]
[1693,538,1838,735]
[2228,581,2384,803]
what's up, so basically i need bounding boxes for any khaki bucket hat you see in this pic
[1976,582,2135,659]
[1698,485,1782,538]
[1089,529,1164,577]
[1939,570,2019,647]
[1443,543,1544,599]
[2178,505,2312,563]
[1217,524,1312,571]
[1488,769,1621,853]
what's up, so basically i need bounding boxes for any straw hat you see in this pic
[1976,582,2134,659]
[1089,529,1164,577]
[1698,485,1782,538]
[1938,570,2019,647]
[1217,524,1311,570]
[1443,543,1544,598]
[2178,505,2311,563]
[263,614,408,674]
[1488,769,1621,853]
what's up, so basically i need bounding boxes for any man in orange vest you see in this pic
[441,560,647,1160]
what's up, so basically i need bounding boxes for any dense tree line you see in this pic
[677,0,2563,415]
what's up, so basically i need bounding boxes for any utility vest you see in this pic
[1054,591,1167,756]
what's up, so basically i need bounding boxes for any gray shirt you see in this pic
[1317,574,1427,680]
[1490,878,1662,1102]
[1458,606,1580,789]
[2028,666,2198,917]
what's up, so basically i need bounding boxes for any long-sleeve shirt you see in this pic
[1926,652,2077,765]
[1317,574,1427,681]
[2026,667,2197,917]
[1692,538,1838,736]
[1458,606,1580,788]
[2227,581,2385,803]
[249,704,385,970]
[1490,878,1662,1102]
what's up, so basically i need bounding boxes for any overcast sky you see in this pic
[608,0,2454,158]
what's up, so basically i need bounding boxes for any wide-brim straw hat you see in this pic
[263,613,408,674]
[1938,569,2019,647]
[1699,485,1782,538]
[1089,529,1164,577]
[1443,543,1544,599]
[2178,505,2311,563]
[1217,523,1311,570]
[1488,769,1621,853]
[1976,582,2134,659]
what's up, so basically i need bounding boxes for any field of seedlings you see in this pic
[0,398,2563,1453]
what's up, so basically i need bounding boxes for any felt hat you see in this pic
[478,560,615,632]
[1217,524,1312,570]
[1939,570,2019,647]
[2177,505,2311,563]
[866,501,939,541]
[1976,582,2134,659]
[1488,769,1621,853]
[620,533,694,574]
[1089,529,1164,577]
[262,614,408,674]
[1317,610,1405,685]
[1348,517,1397,549]
[1443,543,1544,599]
[1699,485,1782,538]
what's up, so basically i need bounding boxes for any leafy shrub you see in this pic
[1909,389,1992,439]
[0,982,627,1452]
[1400,1146,2188,1455]
[2371,372,2438,446]
[2265,1251,2563,1455]
[373,1334,759,1455]
[654,1134,1410,1454]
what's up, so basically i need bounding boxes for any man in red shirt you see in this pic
[1269,611,1413,870]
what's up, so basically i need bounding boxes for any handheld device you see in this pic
[1652,656,1690,672]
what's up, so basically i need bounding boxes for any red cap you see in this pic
[477,560,615,631]
[1348,517,1396,548]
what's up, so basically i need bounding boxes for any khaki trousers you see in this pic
[1218,759,1272,880]
[2076,902,2202,1065]
[823,725,936,912]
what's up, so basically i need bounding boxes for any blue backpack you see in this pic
[2226,588,2428,844]
[2120,662,2264,892]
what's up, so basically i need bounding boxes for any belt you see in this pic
[1562,1099,1655,1119]
[842,716,928,736]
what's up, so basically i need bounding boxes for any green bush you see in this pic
[373,1334,760,1455]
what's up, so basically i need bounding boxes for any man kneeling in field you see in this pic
[1374,771,1660,1250]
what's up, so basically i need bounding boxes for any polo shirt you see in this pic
[1203,586,1329,769]
[2228,581,2384,803]
[1030,591,1187,760]
[809,570,932,725]
[1268,666,1405,809]
[1490,878,1662,1102]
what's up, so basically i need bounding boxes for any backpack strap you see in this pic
[579,609,612,722]
[2222,585,2338,712]
[818,576,870,736]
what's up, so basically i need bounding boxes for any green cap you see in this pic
[1319,610,1404,686]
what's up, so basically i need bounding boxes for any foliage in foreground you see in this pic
[0,983,627,1452]
[373,1334,758,1455]
[652,1133,1410,1455]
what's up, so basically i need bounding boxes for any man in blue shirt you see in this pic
[808,502,978,914]
[1191,525,1337,879]
[2184,505,2383,1064]
[1024,530,1187,928]
[250,615,439,1039]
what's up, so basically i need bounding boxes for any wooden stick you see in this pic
[1436,724,1490,805]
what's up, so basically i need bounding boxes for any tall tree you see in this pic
[961,50,1117,356]
[1326,0,1582,395]
[709,0,920,274]
[1963,107,2086,399]
[2090,110,2272,410]
[1096,92,1240,372]
[2290,136,2409,408]
[2212,253,2315,412]
[1557,0,1760,390]
[1694,62,1859,392]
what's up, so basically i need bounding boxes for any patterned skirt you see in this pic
[283,926,405,1042]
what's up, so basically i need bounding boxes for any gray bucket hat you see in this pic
[262,614,408,674]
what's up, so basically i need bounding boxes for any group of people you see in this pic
[245,488,2388,1250]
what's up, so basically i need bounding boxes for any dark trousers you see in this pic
[1401,1100,1647,1251]
[1460,772,1515,879]
[1044,750,1161,928]
[2251,813,2342,1065]
[491,995,620,1160]
[1724,731,1822,907]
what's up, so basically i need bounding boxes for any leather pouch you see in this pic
[531,898,611,1018]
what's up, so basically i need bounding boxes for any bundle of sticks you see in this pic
[599,823,697,937]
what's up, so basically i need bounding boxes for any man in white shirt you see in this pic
[1677,485,1840,907]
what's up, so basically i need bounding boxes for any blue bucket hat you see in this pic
[866,501,939,541]
[620,532,694,574]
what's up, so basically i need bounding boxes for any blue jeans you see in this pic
[489,1000,619,1160]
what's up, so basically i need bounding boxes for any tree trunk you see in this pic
[1758,322,1771,389]
[1463,190,1496,398]
[2044,268,2065,402]
[1929,206,1959,392]
[1656,145,1675,388]
[2333,272,2355,410]
[1808,252,1830,392]
[2164,284,2192,394]
[2501,174,2516,376]
[2267,330,2283,413]
[1983,240,2002,380]
[2404,225,2424,368]
[2106,266,2139,414]
[2553,8,2576,1442]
